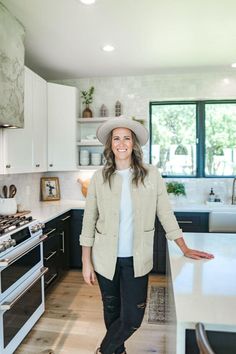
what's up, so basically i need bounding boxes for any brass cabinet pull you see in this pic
[178,220,193,224]
[45,273,57,286]
[44,250,57,261]
[61,215,71,221]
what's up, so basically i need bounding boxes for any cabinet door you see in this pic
[48,83,77,171]
[3,67,33,174]
[57,212,71,271]
[0,129,4,174]
[32,71,47,172]
[175,212,209,232]
[153,217,166,274]
[43,220,60,291]
[70,209,84,268]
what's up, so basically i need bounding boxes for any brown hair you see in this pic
[102,130,148,187]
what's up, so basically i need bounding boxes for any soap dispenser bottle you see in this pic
[208,188,215,202]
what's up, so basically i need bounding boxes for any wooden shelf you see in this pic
[77,117,112,123]
[77,165,104,170]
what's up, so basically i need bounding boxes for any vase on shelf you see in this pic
[82,105,93,118]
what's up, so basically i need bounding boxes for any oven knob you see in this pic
[31,225,38,233]
[0,244,5,252]
[3,240,11,249]
[10,239,16,247]
[38,222,45,229]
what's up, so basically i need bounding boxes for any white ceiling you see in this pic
[2,0,236,80]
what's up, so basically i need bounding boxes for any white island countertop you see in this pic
[167,232,236,354]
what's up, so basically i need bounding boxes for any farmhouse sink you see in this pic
[209,211,236,232]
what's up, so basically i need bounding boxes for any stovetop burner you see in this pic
[0,215,33,235]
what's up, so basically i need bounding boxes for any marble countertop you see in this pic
[167,232,236,331]
[27,199,236,224]
[29,200,85,223]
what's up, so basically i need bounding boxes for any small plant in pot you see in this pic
[166,181,186,204]
[81,86,94,118]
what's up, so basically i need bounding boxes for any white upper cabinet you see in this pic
[47,83,77,171]
[32,70,47,172]
[3,67,47,174]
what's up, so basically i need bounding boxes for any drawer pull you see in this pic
[60,231,65,253]
[61,215,71,221]
[44,250,57,261]
[45,273,57,286]
[178,221,193,224]
[44,228,56,237]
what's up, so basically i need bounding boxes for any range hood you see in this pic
[0,2,25,128]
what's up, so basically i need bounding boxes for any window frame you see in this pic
[150,100,236,178]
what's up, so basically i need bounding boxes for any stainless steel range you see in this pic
[0,214,48,354]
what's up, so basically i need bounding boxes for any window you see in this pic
[150,101,236,177]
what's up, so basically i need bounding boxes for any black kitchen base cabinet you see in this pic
[175,212,209,233]
[153,212,209,274]
[70,209,84,269]
[43,212,71,292]
[43,218,60,291]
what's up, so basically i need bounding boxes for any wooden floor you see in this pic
[15,270,167,354]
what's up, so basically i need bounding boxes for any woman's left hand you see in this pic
[184,248,214,260]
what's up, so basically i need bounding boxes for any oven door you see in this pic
[0,266,48,354]
[0,234,47,301]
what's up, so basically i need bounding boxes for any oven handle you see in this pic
[0,266,48,311]
[0,234,48,267]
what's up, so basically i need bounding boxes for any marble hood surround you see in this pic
[0,2,25,128]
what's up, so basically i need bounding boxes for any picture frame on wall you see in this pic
[40,177,60,201]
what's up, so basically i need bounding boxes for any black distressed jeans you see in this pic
[96,257,149,354]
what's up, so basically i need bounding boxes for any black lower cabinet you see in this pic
[43,211,71,292]
[43,218,60,291]
[153,212,209,274]
[57,212,71,271]
[69,209,84,269]
[186,329,236,354]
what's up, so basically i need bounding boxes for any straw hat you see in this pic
[96,116,149,146]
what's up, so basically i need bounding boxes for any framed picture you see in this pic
[41,177,60,201]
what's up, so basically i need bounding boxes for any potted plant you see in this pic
[166,181,186,204]
[81,86,94,118]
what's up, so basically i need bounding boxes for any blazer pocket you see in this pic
[95,227,105,236]
[144,228,155,233]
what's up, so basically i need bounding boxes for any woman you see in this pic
[80,116,214,354]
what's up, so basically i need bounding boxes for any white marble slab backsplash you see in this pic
[0,171,234,211]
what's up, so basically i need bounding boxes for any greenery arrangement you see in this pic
[166,181,186,196]
[81,86,94,106]
[131,116,145,125]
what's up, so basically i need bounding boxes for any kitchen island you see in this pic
[166,232,236,354]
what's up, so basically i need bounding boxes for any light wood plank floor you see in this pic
[15,270,167,354]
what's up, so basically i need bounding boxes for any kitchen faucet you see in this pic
[232,177,236,204]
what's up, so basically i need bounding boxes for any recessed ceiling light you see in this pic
[231,63,236,68]
[80,0,96,5]
[102,45,115,52]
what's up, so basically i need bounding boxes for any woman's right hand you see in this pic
[82,260,96,286]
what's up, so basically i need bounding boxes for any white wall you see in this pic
[1,70,236,209]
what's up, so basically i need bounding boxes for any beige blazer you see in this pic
[80,164,183,280]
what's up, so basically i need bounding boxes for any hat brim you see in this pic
[96,117,149,146]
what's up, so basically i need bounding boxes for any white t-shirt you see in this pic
[116,168,134,257]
